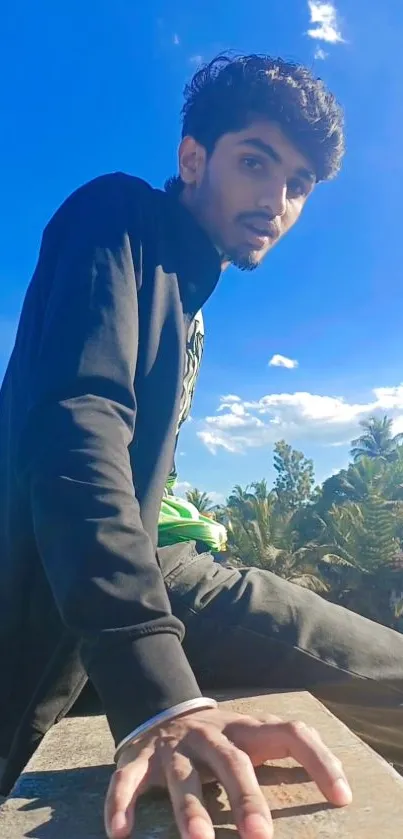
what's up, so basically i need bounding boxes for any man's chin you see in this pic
[226,246,265,272]
[234,256,260,271]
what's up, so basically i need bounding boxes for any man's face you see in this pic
[179,120,316,270]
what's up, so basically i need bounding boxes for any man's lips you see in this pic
[241,221,276,247]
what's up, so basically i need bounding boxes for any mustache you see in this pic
[237,213,281,240]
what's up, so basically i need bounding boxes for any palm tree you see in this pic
[268,545,330,594]
[249,479,271,503]
[351,416,403,463]
[381,445,403,502]
[226,484,257,517]
[224,483,327,592]
[320,457,385,509]
[317,496,401,624]
[185,488,214,514]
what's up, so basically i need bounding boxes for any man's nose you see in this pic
[258,182,287,218]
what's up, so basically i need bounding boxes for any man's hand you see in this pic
[104,707,352,839]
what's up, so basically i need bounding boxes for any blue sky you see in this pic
[1,1,402,505]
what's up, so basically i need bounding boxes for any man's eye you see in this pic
[287,178,307,198]
[241,156,263,171]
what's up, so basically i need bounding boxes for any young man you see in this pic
[1,53,402,839]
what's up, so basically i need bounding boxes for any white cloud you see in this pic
[173,480,192,496]
[173,33,180,45]
[269,354,299,370]
[392,417,403,436]
[197,429,241,454]
[190,54,203,65]
[212,413,247,429]
[197,384,403,455]
[314,46,328,60]
[307,2,344,43]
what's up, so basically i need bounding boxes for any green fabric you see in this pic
[160,311,227,551]
[158,494,227,552]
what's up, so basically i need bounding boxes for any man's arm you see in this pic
[24,177,201,745]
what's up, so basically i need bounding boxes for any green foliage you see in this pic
[316,497,402,624]
[273,440,315,514]
[351,415,403,463]
[320,457,384,509]
[224,478,327,592]
[180,416,403,632]
[185,488,214,513]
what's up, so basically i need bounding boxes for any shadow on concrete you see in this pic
[12,763,331,839]
[12,764,111,839]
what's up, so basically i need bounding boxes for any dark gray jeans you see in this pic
[157,542,403,771]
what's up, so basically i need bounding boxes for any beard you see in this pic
[190,173,265,271]
[221,245,261,272]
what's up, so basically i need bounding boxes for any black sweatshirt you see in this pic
[0,173,222,756]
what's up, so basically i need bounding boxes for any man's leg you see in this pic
[157,543,403,771]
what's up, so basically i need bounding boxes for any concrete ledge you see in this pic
[1,690,403,837]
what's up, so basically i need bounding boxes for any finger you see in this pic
[224,716,283,766]
[158,740,215,839]
[104,757,149,839]
[268,721,352,807]
[190,728,273,839]
[223,715,351,807]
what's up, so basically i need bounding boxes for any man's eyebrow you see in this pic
[237,137,316,183]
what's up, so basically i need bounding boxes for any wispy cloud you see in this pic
[197,384,403,455]
[314,46,328,60]
[269,354,299,370]
[307,2,344,44]
[189,54,203,66]
[221,394,241,403]
[173,480,192,496]
[156,20,182,52]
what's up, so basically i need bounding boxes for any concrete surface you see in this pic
[1,689,403,837]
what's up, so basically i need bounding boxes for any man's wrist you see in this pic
[83,631,204,746]
[114,697,218,762]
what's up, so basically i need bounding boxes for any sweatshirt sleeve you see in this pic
[25,177,202,746]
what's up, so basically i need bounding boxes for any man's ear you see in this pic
[178,136,206,187]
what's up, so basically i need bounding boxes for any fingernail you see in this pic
[242,814,273,839]
[332,778,353,806]
[110,811,127,835]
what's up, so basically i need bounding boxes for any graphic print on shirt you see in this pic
[178,309,204,432]
[166,310,204,491]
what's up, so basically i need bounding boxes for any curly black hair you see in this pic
[166,53,345,193]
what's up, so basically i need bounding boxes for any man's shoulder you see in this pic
[75,172,155,201]
[46,172,162,234]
